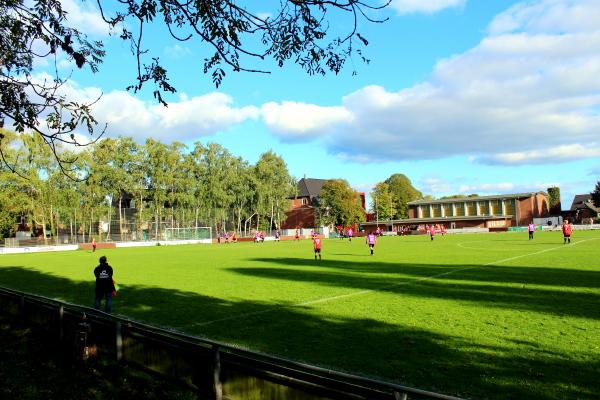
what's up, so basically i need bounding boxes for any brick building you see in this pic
[281,178,366,229]
[362,192,550,232]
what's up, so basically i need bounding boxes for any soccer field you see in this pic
[1,231,599,399]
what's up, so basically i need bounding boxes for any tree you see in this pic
[370,182,394,221]
[254,151,294,233]
[383,174,422,219]
[547,186,561,215]
[1,0,388,171]
[591,182,600,209]
[317,179,363,227]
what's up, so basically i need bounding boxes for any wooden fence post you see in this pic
[394,391,408,400]
[59,305,64,342]
[115,322,123,361]
[212,345,223,400]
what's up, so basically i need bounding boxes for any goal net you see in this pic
[162,226,212,241]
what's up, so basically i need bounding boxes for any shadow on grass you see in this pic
[235,258,600,321]
[1,266,599,400]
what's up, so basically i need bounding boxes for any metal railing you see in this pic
[0,286,464,400]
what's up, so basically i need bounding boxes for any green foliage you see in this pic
[370,182,394,220]
[318,179,364,226]
[0,129,293,238]
[439,193,479,199]
[547,186,562,214]
[591,182,600,209]
[383,173,422,218]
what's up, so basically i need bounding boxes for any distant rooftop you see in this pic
[297,178,327,199]
[570,194,600,212]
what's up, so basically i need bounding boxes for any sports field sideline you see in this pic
[1,230,599,399]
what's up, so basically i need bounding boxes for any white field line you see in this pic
[186,238,598,328]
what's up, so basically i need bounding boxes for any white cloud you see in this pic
[93,91,260,141]
[261,0,600,165]
[390,0,465,15]
[26,75,259,143]
[478,144,600,165]
[488,0,600,35]
[164,45,192,58]
[261,101,352,141]
[61,0,110,37]
[420,177,453,193]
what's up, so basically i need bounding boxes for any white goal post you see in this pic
[162,226,212,242]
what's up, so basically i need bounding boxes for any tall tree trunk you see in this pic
[119,197,123,241]
[155,208,159,241]
[42,216,47,245]
[269,201,274,235]
[49,204,54,244]
[55,208,60,245]
[106,204,112,241]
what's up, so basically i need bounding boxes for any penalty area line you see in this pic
[183,238,597,328]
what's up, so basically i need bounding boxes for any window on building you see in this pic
[443,203,453,217]
[422,207,431,218]
[466,202,477,216]
[504,200,515,216]
[479,201,489,215]
[491,200,502,215]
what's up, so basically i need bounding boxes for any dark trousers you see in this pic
[95,291,113,313]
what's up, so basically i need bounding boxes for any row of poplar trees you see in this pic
[0,130,296,240]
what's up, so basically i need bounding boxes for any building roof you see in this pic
[297,178,327,198]
[570,194,600,212]
[362,215,513,226]
[407,192,541,206]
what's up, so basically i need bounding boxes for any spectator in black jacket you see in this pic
[94,256,115,313]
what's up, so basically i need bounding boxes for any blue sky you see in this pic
[37,0,600,209]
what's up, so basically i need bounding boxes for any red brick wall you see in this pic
[281,207,316,229]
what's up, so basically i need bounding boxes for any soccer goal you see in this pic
[162,226,212,241]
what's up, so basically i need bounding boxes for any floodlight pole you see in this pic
[375,195,379,230]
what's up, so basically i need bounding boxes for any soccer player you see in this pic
[347,227,353,242]
[528,221,535,240]
[562,219,573,244]
[295,228,300,241]
[366,231,376,256]
[275,230,280,242]
[91,237,97,252]
[440,225,446,236]
[429,225,435,241]
[313,235,322,260]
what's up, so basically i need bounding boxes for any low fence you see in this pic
[0,286,463,400]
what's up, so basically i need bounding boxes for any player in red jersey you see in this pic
[313,235,322,260]
[562,219,572,244]
[429,225,435,241]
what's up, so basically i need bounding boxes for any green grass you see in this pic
[1,231,599,399]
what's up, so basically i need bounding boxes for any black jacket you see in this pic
[94,263,114,294]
